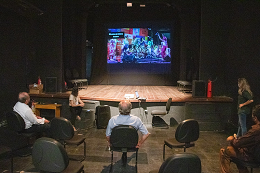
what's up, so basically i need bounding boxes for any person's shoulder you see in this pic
[130,114,141,120]
[249,124,260,133]
[243,90,251,95]
[15,101,26,107]
[110,114,120,119]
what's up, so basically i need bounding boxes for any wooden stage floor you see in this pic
[33,85,233,103]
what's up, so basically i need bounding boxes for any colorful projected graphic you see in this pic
[107,28,171,64]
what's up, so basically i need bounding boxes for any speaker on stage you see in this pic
[192,80,206,97]
[45,77,57,93]
[95,105,111,129]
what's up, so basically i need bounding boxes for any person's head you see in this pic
[252,105,260,123]
[18,92,30,104]
[71,86,79,97]
[118,100,132,115]
[238,78,252,95]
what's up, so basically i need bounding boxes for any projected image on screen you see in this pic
[107,28,171,64]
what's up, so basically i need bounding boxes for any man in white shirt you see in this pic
[13,92,50,135]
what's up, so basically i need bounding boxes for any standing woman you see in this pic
[69,87,84,130]
[236,78,253,137]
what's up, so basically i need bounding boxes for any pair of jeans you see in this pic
[237,112,247,137]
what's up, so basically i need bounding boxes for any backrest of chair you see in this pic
[50,117,74,140]
[159,153,201,173]
[175,119,199,143]
[6,111,25,132]
[32,137,69,172]
[166,98,172,113]
[110,125,138,148]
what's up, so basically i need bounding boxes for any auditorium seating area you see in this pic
[0,123,249,173]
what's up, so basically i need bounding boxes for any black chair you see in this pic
[50,117,86,161]
[151,98,172,128]
[6,111,39,144]
[4,111,41,172]
[110,125,139,172]
[163,119,199,160]
[149,153,201,173]
[32,137,84,173]
[231,145,260,173]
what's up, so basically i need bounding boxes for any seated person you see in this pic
[106,100,150,161]
[13,92,50,136]
[69,86,84,131]
[220,104,260,173]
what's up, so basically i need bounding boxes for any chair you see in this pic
[151,98,172,128]
[50,117,86,161]
[5,111,39,144]
[149,153,201,173]
[110,125,139,172]
[163,119,199,160]
[177,80,192,93]
[231,145,260,173]
[4,111,40,172]
[70,68,88,89]
[32,137,84,173]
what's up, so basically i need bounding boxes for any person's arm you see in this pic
[158,35,163,41]
[25,109,46,124]
[239,99,253,108]
[239,91,253,108]
[106,119,112,147]
[78,97,85,107]
[106,136,111,147]
[136,133,150,148]
[136,118,150,148]
[232,128,256,148]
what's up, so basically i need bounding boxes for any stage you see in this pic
[30,85,233,103]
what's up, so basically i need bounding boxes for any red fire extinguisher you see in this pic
[207,80,212,98]
[38,76,42,85]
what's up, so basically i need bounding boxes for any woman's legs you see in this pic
[237,112,247,137]
[70,107,77,126]
[70,106,83,125]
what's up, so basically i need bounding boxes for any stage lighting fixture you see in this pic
[127,3,132,7]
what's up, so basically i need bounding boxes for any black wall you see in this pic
[200,0,260,121]
[0,0,63,118]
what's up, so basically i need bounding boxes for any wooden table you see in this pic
[35,104,62,118]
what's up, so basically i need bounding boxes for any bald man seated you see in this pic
[13,92,50,136]
[106,100,150,163]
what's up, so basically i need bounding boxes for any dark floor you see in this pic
[0,124,259,173]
